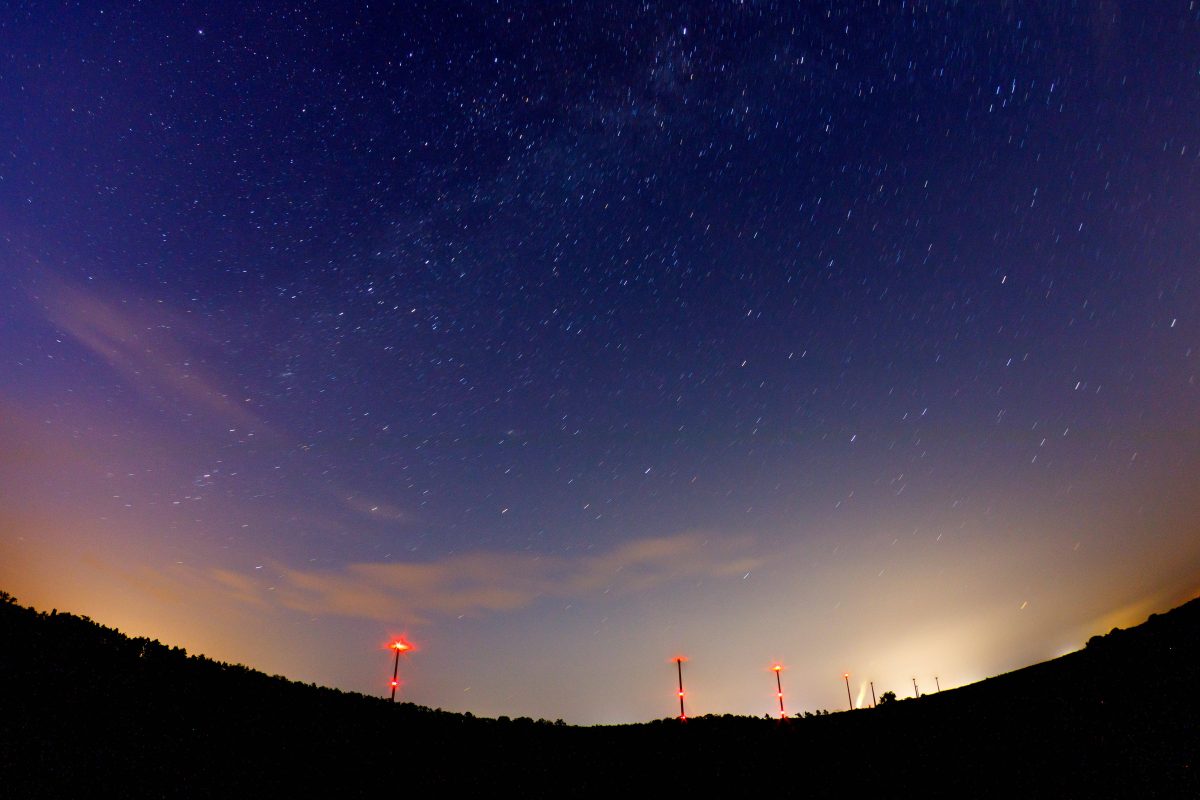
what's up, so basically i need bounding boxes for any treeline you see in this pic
[1,589,1197,797]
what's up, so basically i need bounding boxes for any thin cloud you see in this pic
[214,533,762,624]
[36,277,263,431]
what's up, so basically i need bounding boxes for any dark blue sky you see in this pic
[3,1,1199,722]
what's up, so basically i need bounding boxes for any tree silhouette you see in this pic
[878,690,897,705]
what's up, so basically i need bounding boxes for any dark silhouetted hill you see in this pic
[1,589,1196,797]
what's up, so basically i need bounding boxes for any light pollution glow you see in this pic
[3,321,1198,722]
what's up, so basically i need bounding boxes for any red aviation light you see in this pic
[384,634,417,653]
[673,655,688,720]
[772,664,783,672]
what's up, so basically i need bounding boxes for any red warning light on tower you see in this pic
[385,636,416,702]
[673,656,688,720]
[772,663,786,718]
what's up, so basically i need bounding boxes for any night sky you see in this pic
[3,1,1199,724]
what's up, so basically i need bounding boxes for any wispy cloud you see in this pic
[36,277,263,430]
[212,533,762,624]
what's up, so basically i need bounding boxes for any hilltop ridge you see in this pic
[1,590,1196,797]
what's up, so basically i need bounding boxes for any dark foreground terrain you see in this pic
[1,591,1196,797]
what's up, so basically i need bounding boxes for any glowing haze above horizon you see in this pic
[2,2,1199,724]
